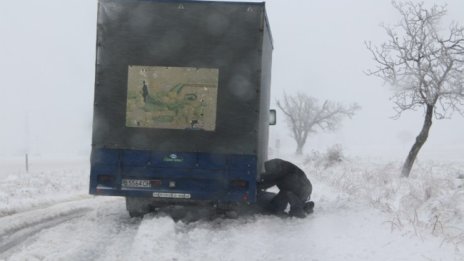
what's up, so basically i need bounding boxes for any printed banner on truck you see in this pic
[126,66,219,131]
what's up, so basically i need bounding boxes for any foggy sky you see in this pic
[0,0,463,160]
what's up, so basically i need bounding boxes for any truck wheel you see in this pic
[224,210,238,219]
[216,204,239,219]
[125,197,151,217]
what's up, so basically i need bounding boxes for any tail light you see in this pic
[230,180,249,189]
[242,192,249,202]
[97,175,114,186]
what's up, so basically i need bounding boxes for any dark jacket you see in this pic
[259,159,312,201]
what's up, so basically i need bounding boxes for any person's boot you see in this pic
[304,201,315,214]
[289,208,306,218]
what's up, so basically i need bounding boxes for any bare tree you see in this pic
[277,93,359,155]
[366,1,464,177]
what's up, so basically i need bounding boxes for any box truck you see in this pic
[89,0,274,217]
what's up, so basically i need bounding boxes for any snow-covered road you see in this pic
[0,158,462,260]
[0,183,461,260]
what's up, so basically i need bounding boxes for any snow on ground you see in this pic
[0,157,90,216]
[302,153,464,248]
[0,156,463,260]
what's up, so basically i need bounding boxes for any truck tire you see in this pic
[125,197,151,217]
[216,203,239,219]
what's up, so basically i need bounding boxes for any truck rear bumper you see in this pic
[89,148,257,204]
[93,185,251,203]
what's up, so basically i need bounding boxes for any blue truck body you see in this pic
[90,148,257,203]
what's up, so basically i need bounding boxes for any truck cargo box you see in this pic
[90,0,273,215]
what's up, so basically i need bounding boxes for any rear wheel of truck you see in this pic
[215,203,239,219]
[125,197,151,218]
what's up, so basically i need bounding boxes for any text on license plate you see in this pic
[153,192,191,199]
[121,179,151,188]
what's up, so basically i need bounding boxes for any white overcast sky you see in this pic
[0,0,463,160]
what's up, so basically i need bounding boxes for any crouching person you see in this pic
[257,158,314,218]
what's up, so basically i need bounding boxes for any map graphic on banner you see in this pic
[126,66,219,131]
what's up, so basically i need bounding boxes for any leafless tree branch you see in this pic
[277,93,360,155]
[366,1,464,177]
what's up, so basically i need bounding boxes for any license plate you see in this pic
[121,179,151,188]
[153,192,191,199]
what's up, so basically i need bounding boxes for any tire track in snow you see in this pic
[0,208,90,256]
[0,194,92,218]
[0,198,103,258]
[60,200,143,261]
[2,198,142,261]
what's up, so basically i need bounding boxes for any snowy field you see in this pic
[0,157,90,216]
[0,156,463,260]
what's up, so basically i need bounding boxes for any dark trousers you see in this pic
[257,190,307,214]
